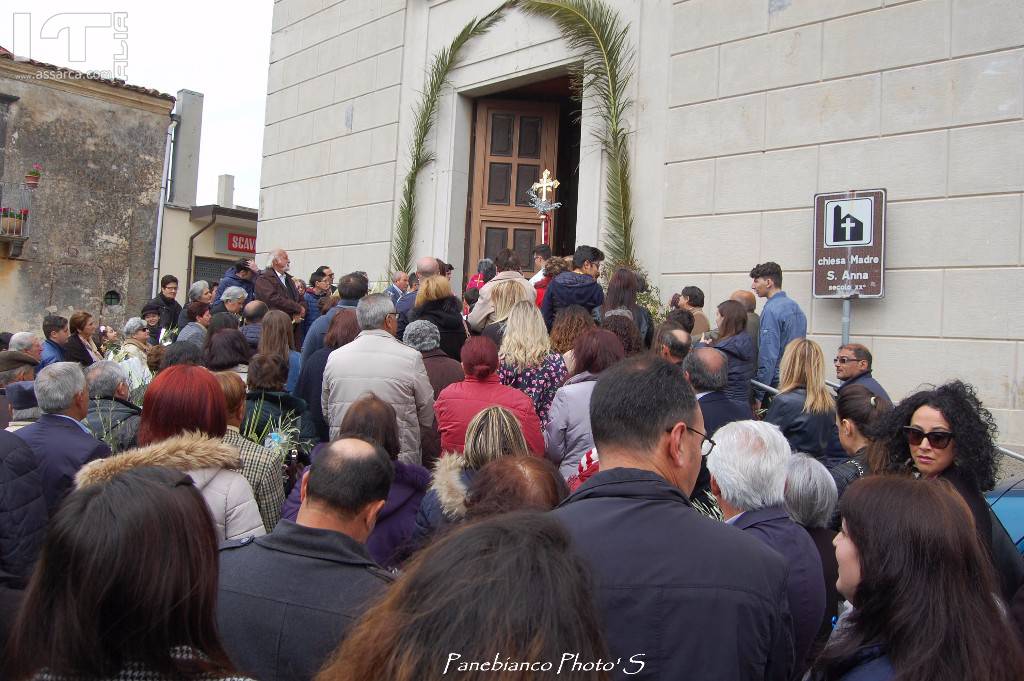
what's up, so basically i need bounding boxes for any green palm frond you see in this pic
[390,2,514,275]
[515,0,637,269]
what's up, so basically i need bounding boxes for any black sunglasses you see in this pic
[903,426,954,450]
[833,356,864,364]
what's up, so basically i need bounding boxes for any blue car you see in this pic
[987,475,1024,554]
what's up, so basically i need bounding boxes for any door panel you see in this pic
[469,100,559,278]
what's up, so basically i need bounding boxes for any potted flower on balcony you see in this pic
[24,164,42,188]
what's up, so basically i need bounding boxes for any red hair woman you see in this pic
[74,364,264,541]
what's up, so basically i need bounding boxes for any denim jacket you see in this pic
[754,291,807,398]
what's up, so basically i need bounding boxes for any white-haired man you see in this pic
[707,420,825,677]
[254,248,305,335]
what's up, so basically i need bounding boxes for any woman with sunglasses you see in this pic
[875,380,1021,599]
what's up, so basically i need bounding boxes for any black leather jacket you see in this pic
[765,389,845,465]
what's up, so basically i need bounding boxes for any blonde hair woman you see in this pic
[497,301,568,425]
[481,279,534,348]
[412,406,529,545]
[407,274,467,361]
[765,338,845,464]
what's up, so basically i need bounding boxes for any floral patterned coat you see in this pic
[498,352,568,425]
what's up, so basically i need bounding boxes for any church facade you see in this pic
[258,0,1024,445]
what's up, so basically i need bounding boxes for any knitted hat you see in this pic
[403,320,440,352]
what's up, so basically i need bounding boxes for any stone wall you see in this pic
[664,0,1024,443]
[258,0,405,281]
[0,68,172,334]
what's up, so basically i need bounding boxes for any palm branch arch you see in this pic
[389,0,641,280]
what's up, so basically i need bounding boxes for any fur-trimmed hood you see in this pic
[75,432,242,489]
[431,453,474,520]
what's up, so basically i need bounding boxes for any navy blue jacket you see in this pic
[692,391,752,500]
[15,414,110,514]
[292,347,331,444]
[699,391,752,437]
[217,520,394,681]
[841,371,891,403]
[552,468,795,681]
[0,430,48,588]
[300,299,359,363]
[715,331,757,407]
[301,290,327,336]
[214,267,255,305]
[540,272,604,329]
[394,290,418,341]
[732,505,826,676]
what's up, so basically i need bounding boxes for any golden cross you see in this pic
[532,169,560,202]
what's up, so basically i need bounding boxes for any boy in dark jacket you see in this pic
[541,245,605,329]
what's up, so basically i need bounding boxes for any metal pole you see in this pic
[841,298,852,345]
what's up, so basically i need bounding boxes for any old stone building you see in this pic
[258,0,1024,444]
[0,47,174,332]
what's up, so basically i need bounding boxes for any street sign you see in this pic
[813,189,885,298]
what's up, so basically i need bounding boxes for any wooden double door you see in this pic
[468,100,559,277]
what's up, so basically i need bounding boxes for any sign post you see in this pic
[812,189,886,344]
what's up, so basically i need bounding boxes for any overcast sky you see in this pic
[1,1,272,207]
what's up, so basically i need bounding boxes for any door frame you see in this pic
[467,99,560,278]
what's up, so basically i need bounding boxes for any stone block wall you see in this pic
[662,0,1024,443]
[258,0,405,281]
[0,70,171,333]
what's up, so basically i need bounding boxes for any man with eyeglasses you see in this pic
[834,343,890,402]
[708,420,826,679]
[552,356,795,681]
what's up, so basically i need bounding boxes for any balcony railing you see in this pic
[0,181,35,257]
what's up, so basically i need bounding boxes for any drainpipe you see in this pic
[185,213,217,288]
[151,114,180,298]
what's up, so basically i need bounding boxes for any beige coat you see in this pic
[74,432,265,541]
[467,270,535,332]
[322,329,434,465]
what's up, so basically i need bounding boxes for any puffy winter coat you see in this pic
[407,296,468,361]
[412,453,475,548]
[322,330,435,465]
[434,374,545,455]
[74,432,265,541]
[540,271,604,329]
[714,331,757,407]
[214,266,256,304]
[367,460,431,569]
[543,372,599,479]
[0,430,48,588]
[467,271,535,332]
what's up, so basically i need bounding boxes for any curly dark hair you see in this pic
[549,305,596,354]
[876,380,998,491]
[601,314,643,357]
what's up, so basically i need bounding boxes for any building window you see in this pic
[103,290,122,306]
[193,256,236,288]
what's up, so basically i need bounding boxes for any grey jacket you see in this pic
[217,520,394,681]
[85,397,141,453]
[543,372,598,479]
[322,329,434,465]
[176,322,207,348]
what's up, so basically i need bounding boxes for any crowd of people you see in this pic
[0,245,1023,681]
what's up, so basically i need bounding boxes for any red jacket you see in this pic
[434,374,545,456]
[534,275,553,307]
